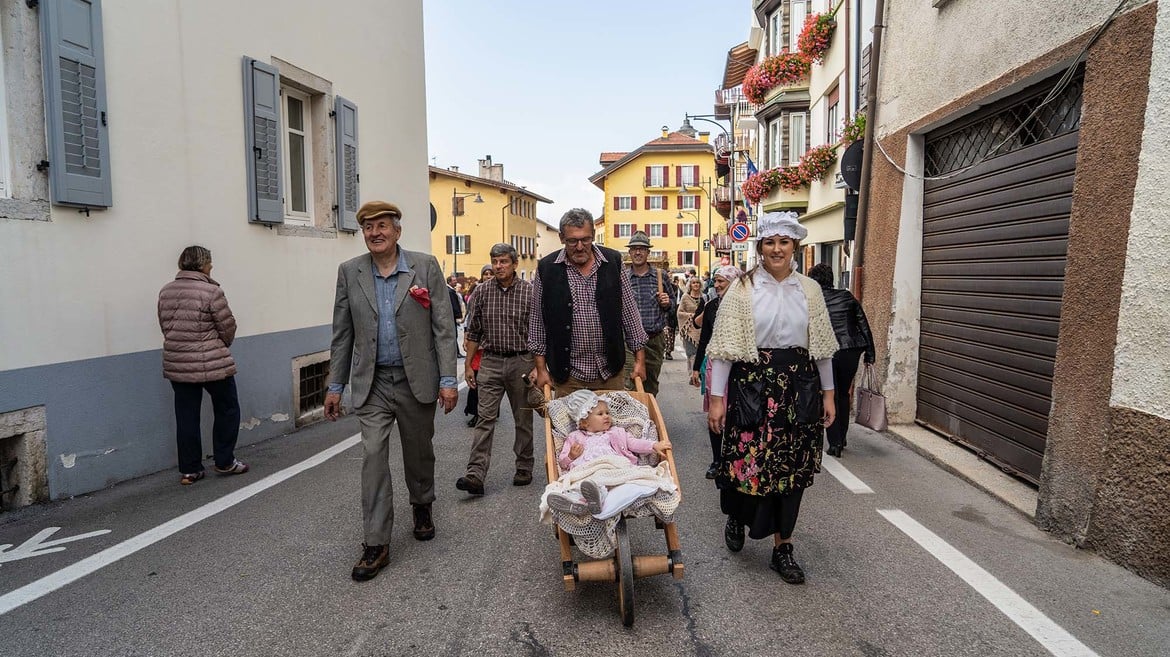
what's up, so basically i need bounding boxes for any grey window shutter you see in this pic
[465,235,471,253]
[334,95,359,232]
[40,0,112,208]
[446,236,453,254]
[242,57,283,224]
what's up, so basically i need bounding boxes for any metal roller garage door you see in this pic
[917,75,1082,482]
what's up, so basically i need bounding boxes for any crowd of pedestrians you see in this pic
[158,202,874,585]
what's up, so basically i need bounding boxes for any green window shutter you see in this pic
[40,0,112,208]
[334,95,359,232]
[242,57,283,224]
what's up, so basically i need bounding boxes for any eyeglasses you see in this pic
[563,236,593,247]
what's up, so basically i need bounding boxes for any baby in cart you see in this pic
[545,390,672,519]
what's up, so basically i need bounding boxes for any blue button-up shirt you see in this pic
[329,251,456,393]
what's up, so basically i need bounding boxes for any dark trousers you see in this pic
[171,376,240,474]
[827,348,865,449]
[708,429,722,464]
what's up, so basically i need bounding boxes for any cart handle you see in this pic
[632,376,645,394]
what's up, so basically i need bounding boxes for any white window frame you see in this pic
[682,223,698,238]
[617,223,634,237]
[648,195,666,210]
[616,196,633,211]
[454,235,470,254]
[649,223,665,238]
[281,87,314,224]
[681,195,698,210]
[681,251,697,266]
[649,166,667,187]
[768,11,783,57]
[650,250,666,261]
[679,165,696,187]
[826,100,840,144]
[789,112,808,163]
[790,1,808,54]
[769,118,783,168]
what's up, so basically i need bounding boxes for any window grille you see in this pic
[298,360,330,416]
[924,74,1083,177]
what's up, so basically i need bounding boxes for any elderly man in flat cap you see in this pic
[324,200,458,582]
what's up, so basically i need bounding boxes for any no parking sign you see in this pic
[730,222,750,242]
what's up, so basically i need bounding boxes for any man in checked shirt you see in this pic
[456,243,536,495]
[622,230,677,395]
[529,208,648,398]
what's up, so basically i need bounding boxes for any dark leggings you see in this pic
[777,488,805,540]
[708,429,721,463]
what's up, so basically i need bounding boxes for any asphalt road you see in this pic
[1,354,1168,657]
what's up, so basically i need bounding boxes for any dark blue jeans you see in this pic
[171,376,240,473]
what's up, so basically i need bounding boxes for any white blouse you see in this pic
[710,269,834,396]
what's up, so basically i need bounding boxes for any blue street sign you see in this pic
[730,222,750,242]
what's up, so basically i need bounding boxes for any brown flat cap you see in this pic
[356,200,402,224]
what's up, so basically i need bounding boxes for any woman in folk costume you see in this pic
[705,211,839,584]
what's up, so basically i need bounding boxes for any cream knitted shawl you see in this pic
[706,270,839,363]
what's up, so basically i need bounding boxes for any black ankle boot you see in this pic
[770,543,805,584]
[723,516,745,552]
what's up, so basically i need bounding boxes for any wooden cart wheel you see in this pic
[616,517,635,627]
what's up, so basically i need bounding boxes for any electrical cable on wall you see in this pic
[872,0,1132,182]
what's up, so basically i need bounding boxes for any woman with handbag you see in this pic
[807,264,876,457]
[676,277,705,371]
[705,212,838,584]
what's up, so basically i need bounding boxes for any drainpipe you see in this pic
[851,0,885,301]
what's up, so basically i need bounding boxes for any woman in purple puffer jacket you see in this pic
[157,246,249,485]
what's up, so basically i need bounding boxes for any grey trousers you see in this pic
[465,353,535,480]
[356,366,437,545]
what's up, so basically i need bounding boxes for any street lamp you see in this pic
[677,210,700,275]
[681,176,715,276]
[451,187,483,277]
[500,198,511,243]
[684,113,737,224]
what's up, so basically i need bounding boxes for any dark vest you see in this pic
[537,247,626,384]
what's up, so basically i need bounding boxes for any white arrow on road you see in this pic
[0,527,112,566]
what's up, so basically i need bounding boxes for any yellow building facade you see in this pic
[589,130,720,276]
[428,161,552,282]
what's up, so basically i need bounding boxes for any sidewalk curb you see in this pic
[871,423,1039,520]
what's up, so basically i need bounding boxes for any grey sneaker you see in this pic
[580,480,607,515]
[546,492,590,515]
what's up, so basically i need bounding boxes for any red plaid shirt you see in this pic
[528,246,647,381]
[465,276,532,353]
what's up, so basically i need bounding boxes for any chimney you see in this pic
[661,125,669,139]
[478,155,504,182]
[698,131,710,144]
[448,165,459,173]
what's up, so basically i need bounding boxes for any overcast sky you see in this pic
[423,0,749,227]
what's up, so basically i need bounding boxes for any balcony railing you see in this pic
[714,186,732,204]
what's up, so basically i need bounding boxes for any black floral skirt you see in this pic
[716,347,823,539]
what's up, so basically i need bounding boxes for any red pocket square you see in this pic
[409,286,431,309]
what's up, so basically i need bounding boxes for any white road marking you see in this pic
[0,528,113,565]
[0,434,362,616]
[821,455,874,494]
[878,509,1100,657]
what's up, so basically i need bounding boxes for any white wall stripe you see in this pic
[878,509,1099,657]
[0,434,362,616]
[821,455,875,494]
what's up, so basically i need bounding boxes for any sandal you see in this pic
[213,459,250,475]
[180,471,205,486]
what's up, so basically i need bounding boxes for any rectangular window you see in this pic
[681,251,697,266]
[648,195,666,210]
[768,11,783,57]
[616,196,633,211]
[282,88,313,222]
[454,235,470,254]
[789,112,808,162]
[826,101,840,144]
[648,166,667,187]
[769,118,783,168]
[618,223,633,237]
[681,195,698,210]
[682,224,697,237]
[679,166,696,187]
[649,223,664,238]
[790,1,808,53]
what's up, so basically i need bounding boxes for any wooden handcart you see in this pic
[542,378,684,627]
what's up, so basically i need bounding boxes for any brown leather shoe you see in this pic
[351,543,389,582]
[455,474,484,496]
[412,503,435,541]
[512,471,533,486]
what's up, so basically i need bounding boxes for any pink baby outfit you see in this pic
[558,427,657,471]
